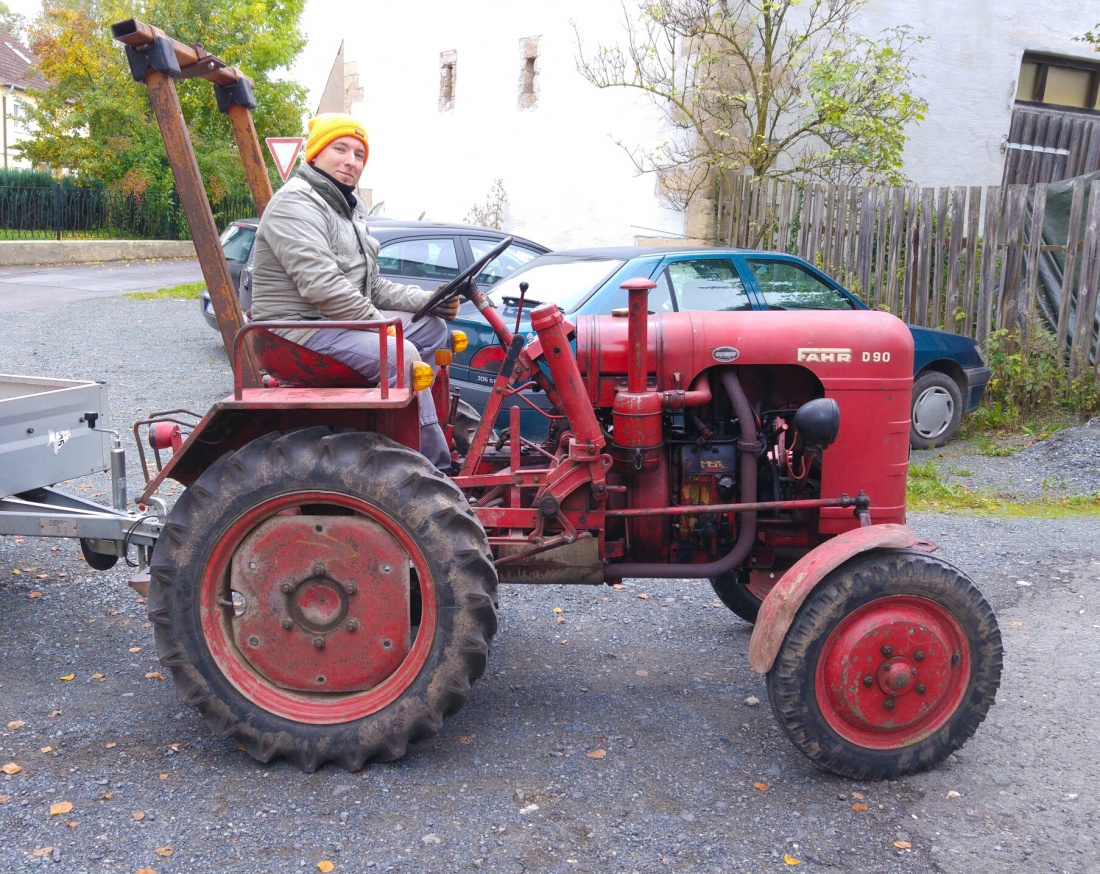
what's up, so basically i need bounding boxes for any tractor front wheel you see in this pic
[709,570,777,624]
[148,428,498,772]
[766,549,1001,780]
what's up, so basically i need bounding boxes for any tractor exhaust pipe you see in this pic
[607,368,759,580]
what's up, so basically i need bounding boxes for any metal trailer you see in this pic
[0,373,162,574]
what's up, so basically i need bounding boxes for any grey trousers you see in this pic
[302,310,451,467]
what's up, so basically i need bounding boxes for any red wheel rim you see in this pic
[747,571,778,602]
[815,596,971,750]
[199,491,436,725]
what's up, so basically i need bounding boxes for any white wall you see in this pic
[857,0,1099,186]
[294,0,1100,245]
[300,0,685,249]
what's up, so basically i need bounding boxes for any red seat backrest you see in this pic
[251,329,375,389]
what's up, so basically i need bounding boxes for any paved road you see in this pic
[0,259,203,312]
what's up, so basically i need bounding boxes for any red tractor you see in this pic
[115,20,1002,780]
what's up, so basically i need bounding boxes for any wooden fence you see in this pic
[715,175,1100,370]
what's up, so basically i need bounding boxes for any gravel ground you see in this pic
[1,297,1098,873]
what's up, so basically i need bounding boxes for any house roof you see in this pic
[0,26,48,92]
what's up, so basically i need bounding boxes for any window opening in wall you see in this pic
[518,37,540,110]
[1016,52,1100,112]
[439,50,456,112]
[11,98,28,133]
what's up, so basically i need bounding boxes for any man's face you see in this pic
[312,135,367,186]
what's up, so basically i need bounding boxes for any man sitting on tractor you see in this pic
[249,113,458,469]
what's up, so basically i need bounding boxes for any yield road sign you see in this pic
[266,137,304,182]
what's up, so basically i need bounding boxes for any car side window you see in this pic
[665,259,751,311]
[469,238,543,288]
[377,238,459,282]
[603,271,674,313]
[220,224,256,262]
[747,259,855,310]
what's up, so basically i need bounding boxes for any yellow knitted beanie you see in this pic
[304,113,369,164]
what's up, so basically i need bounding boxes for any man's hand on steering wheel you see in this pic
[411,236,514,323]
[432,295,461,321]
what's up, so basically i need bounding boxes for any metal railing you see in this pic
[0,185,254,241]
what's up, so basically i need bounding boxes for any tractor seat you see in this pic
[251,328,375,389]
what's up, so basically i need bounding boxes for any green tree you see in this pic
[575,0,927,208]
[20,0,307,198]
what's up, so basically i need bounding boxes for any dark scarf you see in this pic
[309,165,357,211]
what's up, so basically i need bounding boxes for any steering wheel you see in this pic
[411,236,514,322]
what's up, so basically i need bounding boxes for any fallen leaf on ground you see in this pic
[458,736,473,745]
[753,782,769,792]
[40,746,52,754]
[59,674,75,682]
[49,801,72,816]
[1,763,21,775]
[317,862,335,873]
[851,803,869,812]
[636,669,648,677]
[28,591,42,599]
[0,794,10,803]
[32,848,52,858]
[7,720,25,730]
[553,607,563,614]
[851,791,865,800]
[167,743,181,752]
[135,869,157,874]
[47,711,61,718]
[945,790,961,799]
[894,840,912,849]
[105,742,117,749]
[92,673,106,681]
[144,672,165,681]
[67,821,77,828]
[635,592,649,600]
[132,811,146,821]
[159,774,168,780]
[784,854,800,866]
[556,616,565,624]
[585,749,606,759]
[128,647,142,653]
[155,847,173,857]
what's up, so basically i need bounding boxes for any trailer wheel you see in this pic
[766,550,1001,780]
[147,428,498,772]
[708,570,775,624]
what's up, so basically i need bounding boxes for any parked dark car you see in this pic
[449,247,991,448]
[199,218,549,330]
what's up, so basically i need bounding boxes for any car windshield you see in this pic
[220,223,256,262]
[486,257,625,314]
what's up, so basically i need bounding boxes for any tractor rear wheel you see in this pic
[147,428,498,772]
[766,549,1001,780]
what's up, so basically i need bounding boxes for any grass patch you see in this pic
[127,281,205,301]
[907,460,1100,517]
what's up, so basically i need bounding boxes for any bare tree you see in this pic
[575,0,927,209]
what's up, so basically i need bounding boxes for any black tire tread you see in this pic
[148,427,497,772]
[766,549,1002,780]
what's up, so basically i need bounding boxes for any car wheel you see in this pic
[910,371,963,449]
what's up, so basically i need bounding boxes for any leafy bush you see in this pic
[976,317,1100,428]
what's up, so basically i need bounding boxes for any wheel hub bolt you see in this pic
[313,637,325,649]
[381,564,392,573]
[280,582,293,594]
[247,635,260,647]
[281,617,294,630]
[883,697,895,710]
[915,683,927,695]
[345,619,359,632]
[951,653,960,665]
[880,645,893,657]
[345,583,358,595]
[914,650,926,661]
[863,674,875,687]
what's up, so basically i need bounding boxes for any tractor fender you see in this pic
[747,523,918,674]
